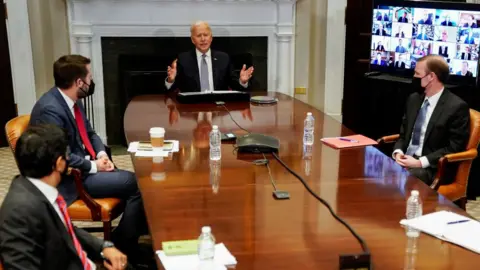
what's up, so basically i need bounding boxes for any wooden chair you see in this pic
[5,115,125,240]
[378,109,480,210]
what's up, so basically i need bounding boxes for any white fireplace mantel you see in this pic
[66,0,297,143]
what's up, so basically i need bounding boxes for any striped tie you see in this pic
[406,99,430,156]
[56,195,92,270]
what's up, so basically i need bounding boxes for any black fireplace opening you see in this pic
[101,36,268,145]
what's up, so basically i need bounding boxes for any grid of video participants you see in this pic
[371,6,479,77]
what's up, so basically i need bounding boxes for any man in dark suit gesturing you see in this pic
[165,21,254,92]
[393,55,469,185]
[0,125,127,270]
[29,55,148,262]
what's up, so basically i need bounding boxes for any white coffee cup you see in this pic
[149,127,165,151]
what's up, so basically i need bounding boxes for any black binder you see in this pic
[176,90,250,104]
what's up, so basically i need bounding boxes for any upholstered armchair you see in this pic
[378,109,480,210]
[5,115,125,240]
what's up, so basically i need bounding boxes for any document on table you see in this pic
[400,210,480,254]
[156,243,237,270]
[320,134,378,149]
[128,140,179,157]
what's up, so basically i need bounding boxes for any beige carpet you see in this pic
[0,147,134,230]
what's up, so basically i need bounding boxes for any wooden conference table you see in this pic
[124,92,480,269]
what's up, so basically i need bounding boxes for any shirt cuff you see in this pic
[392,149,404,159]
[89,161,97,174]
[419,156,430,168]
[97,151,108,160]
[239,79,248,88]
[165,78,174,89]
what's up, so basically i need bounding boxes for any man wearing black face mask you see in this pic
[392,55,469,185]
[29,55,149,265]
[0,124,127,270]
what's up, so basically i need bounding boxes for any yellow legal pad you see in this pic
[162,240,199,256]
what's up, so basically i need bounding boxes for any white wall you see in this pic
[294,0,346,122]
[5,0,36,115]
[27,0,70,98]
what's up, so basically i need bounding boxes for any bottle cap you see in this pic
[202,226,211,233]
[411,190,419,196]
[212,125,218,130]
[307,112,312,116]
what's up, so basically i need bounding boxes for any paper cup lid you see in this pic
[150,127,165,134]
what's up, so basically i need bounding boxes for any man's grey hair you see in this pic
[190,21,212,35]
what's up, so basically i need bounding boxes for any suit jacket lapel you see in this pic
[52,89,77,132]
[405,94,425,144]
[18,177,79,256]
[211,50,218,89]
[190,50,201,90]
[424,91,448,143]
[52,89,83,150]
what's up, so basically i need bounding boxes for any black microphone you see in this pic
[254,154,290,200]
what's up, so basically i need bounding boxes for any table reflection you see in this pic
[151,156,166,181]
[303,144,313,176]
[210,159,221,194]
[403,230,419,270]
[364,146,410,195]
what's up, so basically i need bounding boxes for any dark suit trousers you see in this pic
[83,169,148,255]
[408,168,435,186]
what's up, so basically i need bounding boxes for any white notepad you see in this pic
[400,211,480,254]
[156,243,237,270]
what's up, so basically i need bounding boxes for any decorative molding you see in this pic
[75,36,93,43]
[71,23,94,37]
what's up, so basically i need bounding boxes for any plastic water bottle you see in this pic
[209,125,221,161]
[406,190,422,219]
[406,190,422,237]
[198,226,216,261]
[303,112,315,145]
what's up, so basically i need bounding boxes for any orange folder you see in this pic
[320,134,378,149]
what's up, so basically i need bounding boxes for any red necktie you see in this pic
[74,104,96,159]
[56,195,92,270]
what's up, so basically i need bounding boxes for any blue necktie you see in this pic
[200,54,210,91]
[406,99,430,156]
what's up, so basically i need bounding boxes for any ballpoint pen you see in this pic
[339,137,360,143]
[447,220,470,225]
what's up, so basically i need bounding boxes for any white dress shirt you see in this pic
[58,88,107,174]
[165,49,248,90]
[393,88,444,168]
[27,177,96,270]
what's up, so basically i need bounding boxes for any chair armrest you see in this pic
[444,149,478,162]
[377,134,400,144]
[430,149,478,190]
[68,168,102,221]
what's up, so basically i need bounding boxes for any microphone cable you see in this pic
[219,102,369,253]
[271,151,370,253]
[219,103,250,134]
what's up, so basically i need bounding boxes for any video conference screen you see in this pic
[371,6,479,77]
